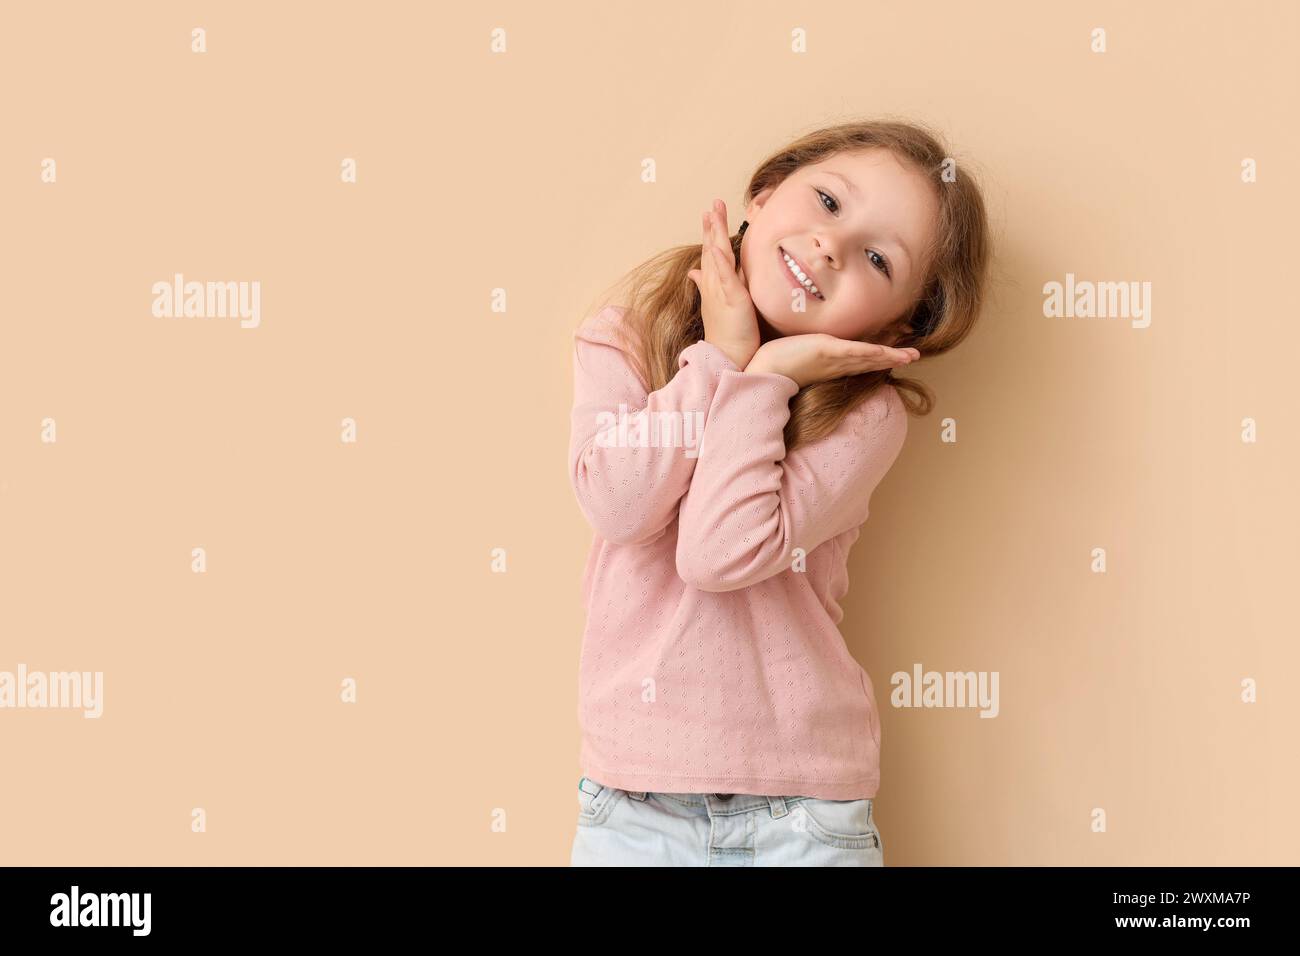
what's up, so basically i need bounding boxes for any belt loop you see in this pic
[628,790,647,801]
[767,795,788,819]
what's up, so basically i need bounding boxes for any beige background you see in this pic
[1,1,1295,865]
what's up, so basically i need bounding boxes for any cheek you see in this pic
[752,253,795,311]
[824,290,884,340]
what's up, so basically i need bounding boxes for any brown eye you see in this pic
[817,187,891,278]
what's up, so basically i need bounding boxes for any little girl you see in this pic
[568,120,991,866]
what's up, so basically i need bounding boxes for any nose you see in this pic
[812,235,837,268]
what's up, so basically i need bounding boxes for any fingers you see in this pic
[686,214,704,290]
[702,207,729,295]
[868,344,918,363]
[709,205,744,296]
[713,246,735,287]
[702,212,717,290]
[834,339,919,371]
[711,201,736,272]
[690,210,713,294]
[850,340,918,363]
[869,346,918,367]
[877,347,918,369]
[692,200,741,298]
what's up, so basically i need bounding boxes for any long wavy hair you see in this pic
[580,119,992,452]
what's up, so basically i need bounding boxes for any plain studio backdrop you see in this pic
[0,0,1296,865]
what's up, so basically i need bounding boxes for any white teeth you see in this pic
[782,250,823,299]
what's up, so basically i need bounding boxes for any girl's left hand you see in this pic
[686,199,761,371]
[745,334,919,389]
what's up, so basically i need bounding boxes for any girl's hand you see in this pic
[686,199,761,371]
[745,333,919,389]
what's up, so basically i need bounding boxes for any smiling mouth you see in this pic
[778,246,825,300]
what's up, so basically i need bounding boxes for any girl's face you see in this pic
[740,148,940,345]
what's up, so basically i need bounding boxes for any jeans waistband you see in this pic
[628,790,812,818]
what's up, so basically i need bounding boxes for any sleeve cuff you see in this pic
[678,339,742,374]
[717,366,800,404]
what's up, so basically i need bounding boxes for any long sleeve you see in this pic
[569,305,740,545]
[675,369,908,592]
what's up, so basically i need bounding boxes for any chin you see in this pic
[757,303,805,337]
[757,312,794,340]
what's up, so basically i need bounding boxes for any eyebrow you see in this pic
[824,169,914,275]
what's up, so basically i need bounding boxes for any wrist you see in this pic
[704,342,756,373]
[743,349,775,376]
[744,352,802,389]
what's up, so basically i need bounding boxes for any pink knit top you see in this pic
[568,305,909,800]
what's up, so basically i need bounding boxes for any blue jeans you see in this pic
[570,775,884,867]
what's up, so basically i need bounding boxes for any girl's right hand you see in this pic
[745,333,919,389]
[686,199,761,371]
